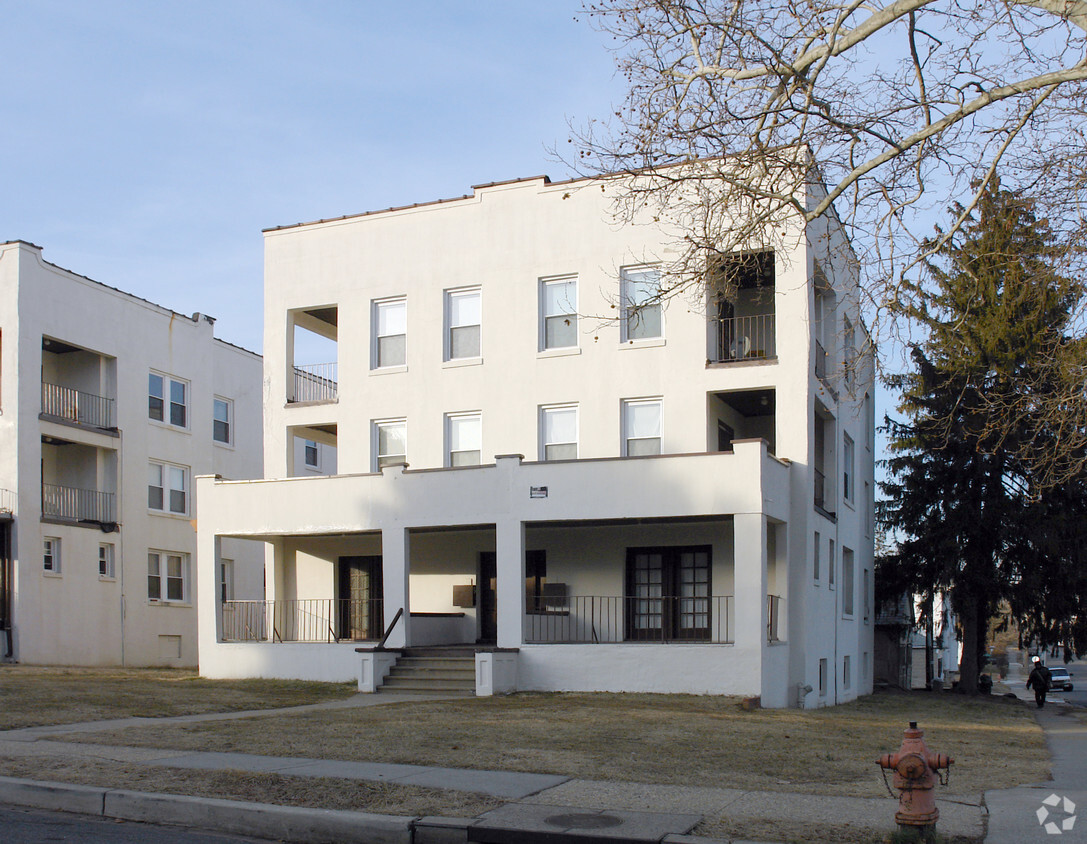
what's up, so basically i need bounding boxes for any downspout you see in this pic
[117,426,125,667]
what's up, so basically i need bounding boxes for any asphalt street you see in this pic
[0,806,276,844]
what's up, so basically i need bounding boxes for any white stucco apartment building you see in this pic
[0,241,263,667]
[197,169,875,707]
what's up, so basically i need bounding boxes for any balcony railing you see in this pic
[41,382,115,429]
[814,468,827,510]
[0,489,14,515]
[220,598,384,643]
[814,340,827,381]
[291,363,338,403]
[41,483,115,523]
[767,594,784,642]
[524,595,734,644]
[712,314,776,363]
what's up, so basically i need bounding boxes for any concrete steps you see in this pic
[378,649,477,696]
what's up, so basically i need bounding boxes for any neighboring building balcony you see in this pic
[0,489,14,518]
[41,382,115,430]
[41,483,116,525]
[290,363,338,404]
[221,598,384,644]
[710,314,776,363]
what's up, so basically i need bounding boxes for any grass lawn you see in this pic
[55,687,1047,799]
[0,666,356,730]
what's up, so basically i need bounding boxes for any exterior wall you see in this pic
[0,241,262,667]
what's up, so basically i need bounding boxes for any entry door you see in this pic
[479,552,497,643]
[626,546,711,641]
[337,556,383,641]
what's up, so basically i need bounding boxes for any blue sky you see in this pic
[1,0,621,353]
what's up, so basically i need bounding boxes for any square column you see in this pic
[495,518,525,649]
[733,512,768,652]
[380,526,410,649]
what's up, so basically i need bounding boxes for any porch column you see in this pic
[380,526,410,649]
[194,475,221,667]
[495,518,525,649]
[733,512,768,656]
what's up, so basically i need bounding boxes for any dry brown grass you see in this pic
[0,754,501,817]
[0,666,355,730]
[57,688,1047,798]
[693,815,977,844]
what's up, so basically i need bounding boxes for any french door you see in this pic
[626,546,711,641]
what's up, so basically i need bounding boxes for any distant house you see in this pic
[196,168,876,707]
[0,241,263,667]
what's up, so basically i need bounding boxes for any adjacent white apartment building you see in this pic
[197,168,875,707]
[0,241,263,667]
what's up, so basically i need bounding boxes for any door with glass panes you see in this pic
[626,546,711,641]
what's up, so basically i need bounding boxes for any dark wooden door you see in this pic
[626,546,711,641]
[479,551,497,643]
[337,556,383,641]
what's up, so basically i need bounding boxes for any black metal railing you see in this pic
[220,598,384,643]
[41,483,115,523]
[41,382,115,429]
[291,363,338,403]
[524,595,734,644]
[712,314,776,362]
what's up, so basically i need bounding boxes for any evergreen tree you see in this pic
[878,179,1086,692]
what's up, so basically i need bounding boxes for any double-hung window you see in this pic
[149,461,189,515]
[374,419,407,470]
[213,397,233,445]
[622,398,662,456]
[447,412,482,467]
[99,543,115,578]
[540,276,577,350]
[843,434,855,504]
[540,405,577,460]
[304,440,320,469]
[149,372,188,428]
[220,559,234,602]
[148,550,188,602]
[446,288,481,360]
[621,266,663,342]
[373,298,407,368]
[43,537,61,573]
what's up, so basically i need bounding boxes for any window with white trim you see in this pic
[148,550,188,602]
[829,538,836,587]
[149,371,188,428]
[843,654,852,689]
[540,405,577,461]
[843,434,855,504]
[43,537,60,573]
[445,288,481,360]
[621,266,663,341]
[213,397,233,445]
[842,547,855,616]
[220,558,234,602]
[99,543,115,578]
[148,461,189,515]
[813,531,821,582]
[446,412,482,467]
[622,398,662,456]
[818,658,828,696]
[304,440,319,469]
[374,419,407,470]
[373,298,407,368]
[540,276,577,350]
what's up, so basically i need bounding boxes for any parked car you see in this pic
[1048,666,1074,692]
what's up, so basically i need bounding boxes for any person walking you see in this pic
[1027,656,1052,708]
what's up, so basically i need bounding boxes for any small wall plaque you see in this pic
[530,486,548,499]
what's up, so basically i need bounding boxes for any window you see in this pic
[540,405,577,461]
[813,531,821,581]
[621,266,663,341]
[843,434,855,504]
[43,537,60,573]
[304,440,319,469]
[446,288,481,360]
[864,393,874,450]
[842,547,855,616]
[213,397,232,444]
[149,461,189,515]
[829,539,836,586]
[99,543,115,578]
[623,398,662,456]
[447,413,482,467]
[220,559,234,602]
[863,568,871,622]
[843,316,857,392]
[818,658,828,696]
[148,551,188,602]
[373,298,406,368]
[843,655,852,689]
[526,550,547,612]
[864,481,872,536]
[149,372,188,428]
[374,419,407,470]
[540,276,577,350]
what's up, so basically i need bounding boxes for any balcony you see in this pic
[41,382,115,429]
[42,483,115,524]
[290,363,338,404]
[711,314,776,363]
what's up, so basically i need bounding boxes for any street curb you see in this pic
[0,776,414,843]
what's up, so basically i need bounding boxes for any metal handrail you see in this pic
[291,363,338,403]
[712,313,776,362]
[377,607,404,649]
[220,598,384,643]
[41,382,114,428]
[41,483,115,523]
[524,595,734,644]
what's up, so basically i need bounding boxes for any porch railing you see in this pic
[220,598,384,643]
[767,594,784,642]
[41,382,115,429]
[712,314,776,362]
[291,363,338,403]
[524,595,734,644]
[41,483,115,523]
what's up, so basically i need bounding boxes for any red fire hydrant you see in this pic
[878,722,953,837]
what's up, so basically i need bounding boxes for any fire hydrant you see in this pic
[878,722,953,839]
